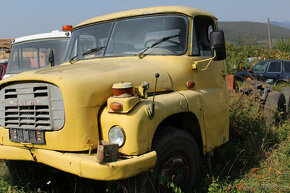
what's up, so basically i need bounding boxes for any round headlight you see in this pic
[108,126,125,147]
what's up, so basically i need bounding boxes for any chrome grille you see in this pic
[0,82,65,130]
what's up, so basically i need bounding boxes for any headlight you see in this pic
[108,126,125,147]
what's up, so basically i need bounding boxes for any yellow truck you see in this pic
[0,6,229,192]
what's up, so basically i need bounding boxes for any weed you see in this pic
[196,91,289,193]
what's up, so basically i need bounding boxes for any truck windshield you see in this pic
[7,38,69,74]
[63,15,188,62]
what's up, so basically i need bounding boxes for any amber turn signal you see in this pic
[110,102,122,111]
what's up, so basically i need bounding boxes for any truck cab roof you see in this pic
[75,6,216,28]
[13,30,70,44]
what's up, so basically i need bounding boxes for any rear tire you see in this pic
[265,91,286,123]
[281,87,290,114]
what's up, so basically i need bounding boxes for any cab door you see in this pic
[189,16,229,151]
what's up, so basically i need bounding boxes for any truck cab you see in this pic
[0,6,228,192]
[3,29,71,79]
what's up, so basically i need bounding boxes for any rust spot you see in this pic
[97,140,119,164]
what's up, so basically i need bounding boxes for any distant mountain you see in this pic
[271,21,290,29]
[218,21,290,43]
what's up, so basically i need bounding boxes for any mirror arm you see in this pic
[192,50,216,71]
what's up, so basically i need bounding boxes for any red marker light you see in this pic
[186,81,195,88]
[112,82,133,97]
[62,25,73,31]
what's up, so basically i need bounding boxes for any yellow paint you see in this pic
[75,6,216,29]
[0,6,228,180]
[0,145,156,180]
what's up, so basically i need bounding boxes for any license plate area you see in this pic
[9,129,45,144]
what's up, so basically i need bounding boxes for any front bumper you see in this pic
[0,145,157,181]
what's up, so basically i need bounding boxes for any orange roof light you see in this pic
[62,25,73,31]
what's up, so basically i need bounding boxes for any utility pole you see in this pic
[267,17,273,50]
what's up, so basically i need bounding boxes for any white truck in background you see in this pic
[3,26,71,79]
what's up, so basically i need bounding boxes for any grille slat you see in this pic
[4,105,50,129]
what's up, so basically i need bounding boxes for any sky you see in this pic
[1,0,289,38]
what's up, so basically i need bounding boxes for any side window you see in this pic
[21,48,38,68]
[268,62,281,73]
[192,17,215,56]
[284,61,290,73]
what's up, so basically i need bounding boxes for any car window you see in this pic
[192,16,215,56]
[284,61,290,73]
[7,39,69,74]
[268,62,281,73]
[106,15,188,57]
[252,61,268,72]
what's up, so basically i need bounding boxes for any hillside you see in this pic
[271,21,290,29]
[219,21,290,43]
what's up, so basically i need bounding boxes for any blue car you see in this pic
[234,60,290,84]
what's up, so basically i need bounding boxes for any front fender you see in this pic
[100,92,189,155]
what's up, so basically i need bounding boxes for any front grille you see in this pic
[0,82,65,130]
[5,105,50,129]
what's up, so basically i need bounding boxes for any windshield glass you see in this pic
[252,61,268,72]
[7,38,69,74]
[63,15,188,61]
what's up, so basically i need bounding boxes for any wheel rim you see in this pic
[156,153,191,192]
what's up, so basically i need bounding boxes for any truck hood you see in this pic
[0,57,172,108]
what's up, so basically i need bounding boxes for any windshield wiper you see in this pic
[138,34,180,59]
[69,46,105,64]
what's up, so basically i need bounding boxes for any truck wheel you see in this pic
[281,87,290,114]
[121,127,201,193]
[265,91,286,123]
[152,127,201,193]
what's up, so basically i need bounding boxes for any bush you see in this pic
[275,39,290,53]
[226,41,290,74]
[196,91,289,192]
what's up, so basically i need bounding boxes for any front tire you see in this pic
[122,127,201,193]
[153,127,201,193]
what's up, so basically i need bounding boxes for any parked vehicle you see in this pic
[234,60,290,84]
[3,28,71,79]
[0,59,8,79]
[0,6,228,192]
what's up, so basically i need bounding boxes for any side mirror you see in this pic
[210,30,226,61]
[48,49,55,67]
